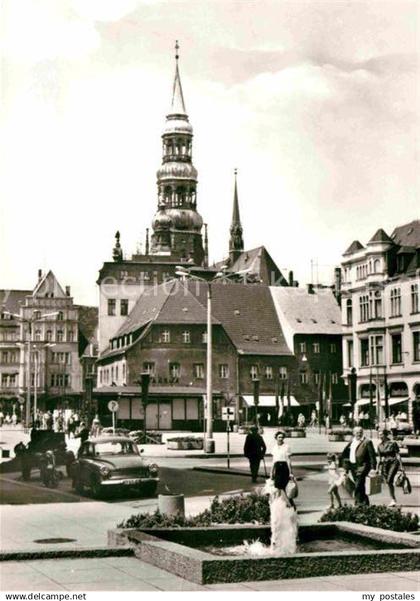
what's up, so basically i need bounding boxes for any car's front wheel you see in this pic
[90,475,103,499]
[141,481,158,498]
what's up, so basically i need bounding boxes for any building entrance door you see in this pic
[145,403,172,430]
[145,404,158,429]
[158,403,172,430]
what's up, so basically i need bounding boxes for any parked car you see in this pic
[100,427,131,437]
[70,436,159,498]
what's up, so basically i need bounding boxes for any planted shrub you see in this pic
[117,492,270,529]
[320,504,419,532]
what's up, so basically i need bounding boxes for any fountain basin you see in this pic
[108,522,420,585]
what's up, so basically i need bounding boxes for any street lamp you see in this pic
[175,265,250,452]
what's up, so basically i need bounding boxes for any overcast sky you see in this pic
[0,0,418,305]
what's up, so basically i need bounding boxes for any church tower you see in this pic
[151,42,205,265]
[229,169,244,263]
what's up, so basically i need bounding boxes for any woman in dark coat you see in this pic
[377,429,403,507]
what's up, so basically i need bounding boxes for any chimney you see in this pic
[38,269,42,281]
[65,286,71,297]
[288,270,294,286]
[334,267,342,305]
[307,283,314,294]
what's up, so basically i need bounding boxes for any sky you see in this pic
[0,0,418,305]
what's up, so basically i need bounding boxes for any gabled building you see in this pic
[0,271,98,418]
[270,286,347,419]
[340,220,420,424]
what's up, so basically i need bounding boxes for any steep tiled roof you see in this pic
[188,281,291,356]
[0,290,31,317]
[224,246,288,286]
[368,228,393,244]
[270,287,342,351]
[343,240,364,255]
[76,306,98,343]
[115,280,220,339]
[391,220,420,248]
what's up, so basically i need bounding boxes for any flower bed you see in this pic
[320,505,419,533]
[118,492,270,529]
[166,436,204,450]
[328,429,353,442]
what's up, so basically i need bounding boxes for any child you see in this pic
[326,453,344,509]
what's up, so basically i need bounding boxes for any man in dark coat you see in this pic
[341,426,377,506]
[244,425,266,482]
[74,422,90,445]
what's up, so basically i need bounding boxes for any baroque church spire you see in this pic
[229,169,244,263]
[170,41,187,115]
[150,42,205,265]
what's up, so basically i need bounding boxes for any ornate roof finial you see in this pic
[113,230,123,262]
[169,40,186,115]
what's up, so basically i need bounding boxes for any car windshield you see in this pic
[94,441,138,456]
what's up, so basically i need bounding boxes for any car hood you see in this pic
[92,456,146,470]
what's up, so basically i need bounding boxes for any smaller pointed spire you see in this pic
[229,169,244,263]
[169,40,187,115]
[232,168,241,225]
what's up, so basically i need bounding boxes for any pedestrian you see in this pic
[270,430,295,509]
[5,413,11,425]
[0,410,4,427]
[73,411,80,431]
[377,429,403,507]
[340,426,377,506]
[310,410,317,428]
[67,413,75,438]
[11,412,17,426]
[90,415,102,438]
[297,413,305,428]
[339,414,346,427]
[74,421,90,444]
[57,411,64,432]
[45,411,53,431]
[388,414,398,438]
[326,453,344,509]
[244,425,266,483]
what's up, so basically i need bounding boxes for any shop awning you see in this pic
[242,395,299,407]
[356,397,409,407]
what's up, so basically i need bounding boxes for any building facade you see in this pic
[0,271,97,419]
[270,286,348,420]
[340,220,420,424]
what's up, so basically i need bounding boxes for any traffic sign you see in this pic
[222,407,235,421]
[108,400,119,413]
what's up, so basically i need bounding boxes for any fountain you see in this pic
[108,484,419,584]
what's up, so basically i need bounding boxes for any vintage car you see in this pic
[70,436,159,498]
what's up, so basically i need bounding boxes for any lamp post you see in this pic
[175,265,250,453]
[175,267,215,450]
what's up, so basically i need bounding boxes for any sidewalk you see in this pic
[1,557,419,591]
